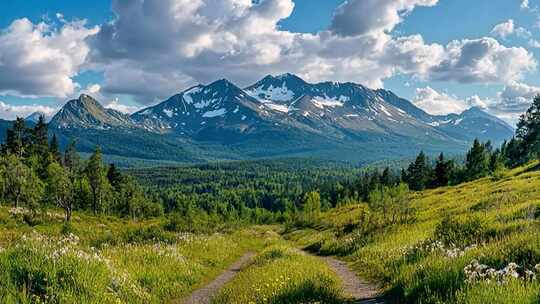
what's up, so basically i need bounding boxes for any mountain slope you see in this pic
[50,94,136,130]
[25,112,49,123]
[244,74,513,143]
[42,75,514,165]
[131,79,286,142]
[432,107,514,143]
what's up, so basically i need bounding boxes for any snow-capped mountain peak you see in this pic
[48,75,513,153]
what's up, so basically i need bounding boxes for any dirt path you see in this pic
[180,252,255,304]
[322,257,387,304]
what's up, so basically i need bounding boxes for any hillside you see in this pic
[285,162,540,303]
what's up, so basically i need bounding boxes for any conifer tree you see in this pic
[49,134,62,163]
[516,95,540,160]
[406,151,431,191]
[63,139,81,177]
[31,116,51,177]
[31,116,49,155]
[107,163,123,189]
[3,118,29,157]
[465,139,489,181]
[433,153,453,187]
[380,167,394,187]
[504,137,525,167]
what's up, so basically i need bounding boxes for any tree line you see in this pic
[0,117,162,222]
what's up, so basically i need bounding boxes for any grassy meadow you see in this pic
[0,207,278,304]
[285,161,540,303]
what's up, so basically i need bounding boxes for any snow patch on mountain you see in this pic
[378,104,392,117]
[202,108,227,118]
[312,96,344,109]
[265,103,289,113]
[163,109,174,118]
[194,98,217,109]
[247,84,295,102]
[183,87,203,104]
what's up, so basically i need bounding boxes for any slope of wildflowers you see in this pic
[0,208,274,303]
[286,162,540,303]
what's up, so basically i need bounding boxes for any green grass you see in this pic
[213,244,344,304]
[285,162,540,303]
[0,206,276,303]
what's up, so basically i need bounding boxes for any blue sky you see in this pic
[0,0,539,124]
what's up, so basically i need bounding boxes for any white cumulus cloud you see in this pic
[329,0,439,37]
[0,17,98,98]
[428,38,536,84]
[412,86,489,115]
[0,101,57,120]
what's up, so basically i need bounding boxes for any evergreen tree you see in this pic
[465,139,489,181]
[107,164,124,189]
[380,167,394,187]
[504,137,525,167]
[31,116,49,155]
[406,151,431,191]
[3,118,30,158]
[489,148,505,173]
[63,139,81,177]
[516,95,540,161]
[49,134,62,163]
[433,153,453,187]
[31,116,51,177]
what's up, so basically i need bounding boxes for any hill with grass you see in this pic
[285,162,540,303]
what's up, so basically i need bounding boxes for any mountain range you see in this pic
[19,74,514,165]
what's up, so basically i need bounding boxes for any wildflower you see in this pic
[524,270,536,281]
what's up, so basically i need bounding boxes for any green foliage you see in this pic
[0,118,160,221]
[368,183,413,226]
[434,216,487,247]
[287,162,540,304]
[86,147,109,214]
[517,95,540,160]
[46,162,74,221]
[433,152,454,187]
[3,155,43,209]
[404,151,432,191]
[464,139,490,181]
[129,159,358,225]
[302,191,321,223]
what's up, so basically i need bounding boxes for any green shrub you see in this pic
[434,216,487,247]
[120,225,175,244]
